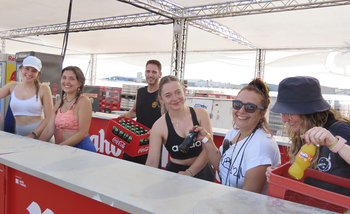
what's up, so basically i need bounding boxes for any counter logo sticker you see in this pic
[27,202,54,214]
[90,129,122,157]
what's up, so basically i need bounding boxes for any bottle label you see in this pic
[297,150,313,163]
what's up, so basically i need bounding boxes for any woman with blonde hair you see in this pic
[0,56,53,138]
[146,75,215,181]
[266,76,350,196]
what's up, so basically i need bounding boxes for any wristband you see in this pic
[202,132,211,144]
[186,169,194,177]
[329,136,346,153]
[328,137,338,149]
[31,131,38,138]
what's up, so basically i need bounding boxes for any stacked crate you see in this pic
[120,84,145,111]
[98,86,122,113]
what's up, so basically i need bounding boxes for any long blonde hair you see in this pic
[286,108,350,168]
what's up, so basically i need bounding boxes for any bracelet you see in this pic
[328,137,339,149]
[329,136,346,153]
[186,169,194,177]
[31,131,38,139]
[202,132,211,144]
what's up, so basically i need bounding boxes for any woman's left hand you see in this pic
[178,171,192,177]
[301,127,337,147]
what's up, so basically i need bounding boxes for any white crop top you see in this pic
[10,84,43,116]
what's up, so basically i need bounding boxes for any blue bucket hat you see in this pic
[271,76,331,115]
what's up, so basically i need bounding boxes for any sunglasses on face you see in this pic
[232,100,265,113]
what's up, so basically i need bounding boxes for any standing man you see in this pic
[118,60,162,164]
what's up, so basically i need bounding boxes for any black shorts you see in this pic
[166,160,215,182]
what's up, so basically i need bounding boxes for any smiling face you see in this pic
[282,114,303,133]
[233,90,266,132]
[21,66,40,83]
[159,80,185,110]
[145,63,162,86]
[61,70,81,95]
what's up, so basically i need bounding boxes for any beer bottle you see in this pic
[139,139,144,146]
[144,138,149,145]
[118,130,124,138]
[127,136,132,143]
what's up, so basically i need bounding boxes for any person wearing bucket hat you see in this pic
[193,78,280,194]
[0,55,53,138]
[267,76,350,196]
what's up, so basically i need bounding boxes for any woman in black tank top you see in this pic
[145,75,215,182]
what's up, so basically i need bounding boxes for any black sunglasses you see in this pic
[232,100,265,113]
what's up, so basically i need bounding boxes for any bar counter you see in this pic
[0,131,335,213]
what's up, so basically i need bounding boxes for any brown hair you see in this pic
[234,78,273,135]
[56,66,85,114]
[286,108,350,168]
[146,60,162,72]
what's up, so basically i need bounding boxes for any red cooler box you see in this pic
[106,118,150,157]
[268,163,350,213]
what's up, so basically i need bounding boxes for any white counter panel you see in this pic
[0,132,333,214]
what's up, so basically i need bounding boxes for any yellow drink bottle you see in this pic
[288,143,316,180]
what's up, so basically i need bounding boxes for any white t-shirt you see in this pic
[219,128,280,194]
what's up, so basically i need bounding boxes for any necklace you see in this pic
[65,97,75,103]
[22,83,29,95]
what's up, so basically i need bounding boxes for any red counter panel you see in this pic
[4,167,129,214]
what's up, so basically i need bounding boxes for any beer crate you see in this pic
[267,163,350,213]
[106,118,150,157]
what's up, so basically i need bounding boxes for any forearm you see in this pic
[202,138,221,171]
[338,144,350,165]
[32,117,51,137]
[59,131,88,147]
[187,151,210,176]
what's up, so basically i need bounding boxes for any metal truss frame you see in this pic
[171,19,188,80]
[0,39,5,53]
[0,0,348,80]
[254,49,266,80]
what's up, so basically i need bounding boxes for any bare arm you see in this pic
[194,127,221,171]
[146,117,165,168]
[182,107,213,176]
[39,101,61,142]
[0,82,16,99]
[243,165,270,193]
[59,96,92,146]
[27,85,54,138]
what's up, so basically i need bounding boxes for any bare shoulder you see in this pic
[77,95,92,105]
[151,115,166,133]
[7,81,18,91]
[39,84,52,95]
[192,107,209,117]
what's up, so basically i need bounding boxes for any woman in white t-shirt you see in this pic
[194,78,280,194]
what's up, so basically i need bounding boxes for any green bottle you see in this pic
[139,139,144,146]
[127,136,132,143]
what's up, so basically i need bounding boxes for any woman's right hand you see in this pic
[192,125,209,142]
[266,166,278,182]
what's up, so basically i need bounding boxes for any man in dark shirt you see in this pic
[118,60,162,164]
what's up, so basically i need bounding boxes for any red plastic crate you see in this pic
[268,163,350,213]
[106,118,150,157]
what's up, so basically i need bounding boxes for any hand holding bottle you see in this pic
[301,127,337,147]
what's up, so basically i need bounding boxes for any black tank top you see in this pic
[165,107,202,160]
[136,86,161,129]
